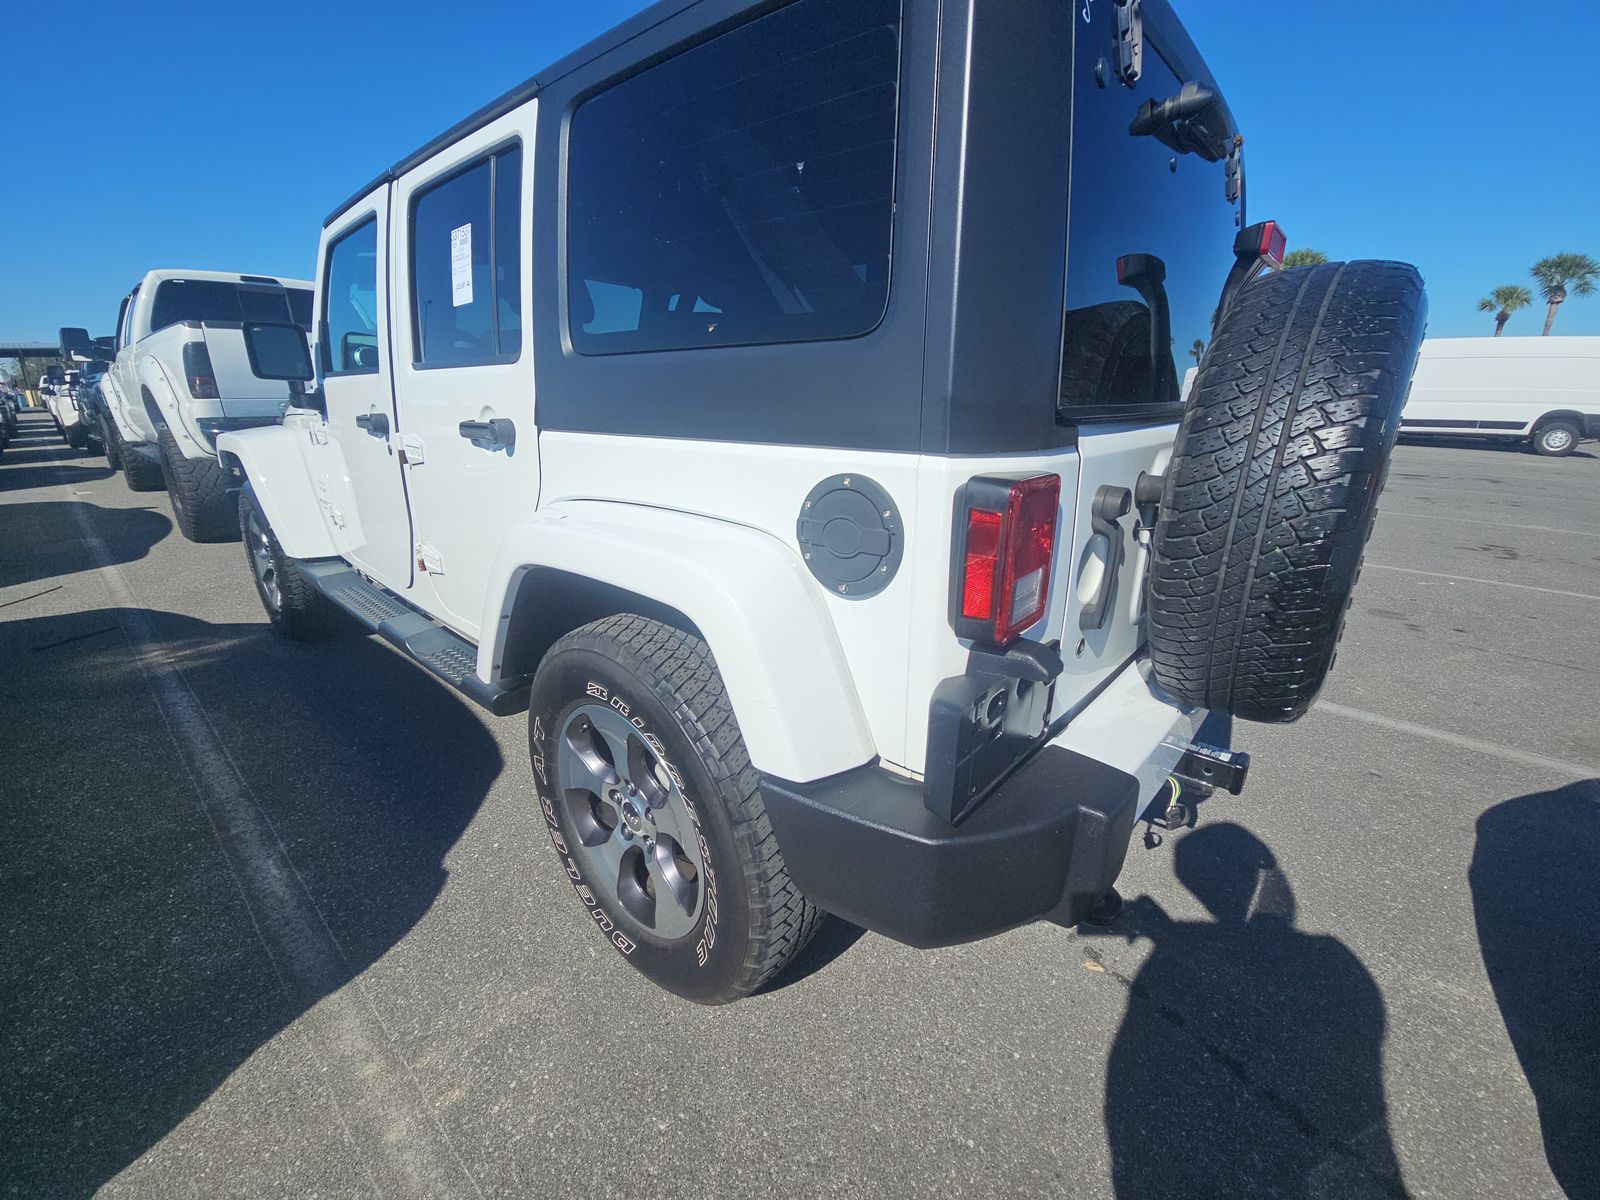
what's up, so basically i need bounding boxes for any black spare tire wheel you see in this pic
[1146,260,1427,723]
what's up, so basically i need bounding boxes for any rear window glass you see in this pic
[567,0,901,355]
[1058,6,1242,420]
[149,279,308,334]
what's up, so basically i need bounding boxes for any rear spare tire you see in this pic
[1146,261,1427,723]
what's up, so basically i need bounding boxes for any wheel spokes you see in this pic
[648,833,699,917]
[616,844,657,927]
[560,715,621,796]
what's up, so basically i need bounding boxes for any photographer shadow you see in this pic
[1470,781,1600,1200]
[1102,823,1409,1198]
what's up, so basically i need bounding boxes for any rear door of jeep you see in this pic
[1048,0,1242,720]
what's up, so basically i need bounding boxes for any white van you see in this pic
[1402,336,1600,457]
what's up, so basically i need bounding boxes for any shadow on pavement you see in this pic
[0,608,500,1197]
[0,462,117,493]
[1098,823,1409,1199]
[0,502,171,590]
[1471,781,1600,1200]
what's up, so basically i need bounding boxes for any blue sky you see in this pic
[3,0,1597,345]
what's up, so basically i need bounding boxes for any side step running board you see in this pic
[296,560,530,717]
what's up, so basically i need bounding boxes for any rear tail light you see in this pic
[182,342,220,399]
[951,474,1062,645]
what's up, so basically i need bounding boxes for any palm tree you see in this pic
[1476,285,1532,336]
[1280,248,1329,269]
[1189,339,1205,365]
[1530,253,1599,336]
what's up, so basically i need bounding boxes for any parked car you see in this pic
[1401,335,1600,457]
[68,364,109,452]
[41,368,78,439]
[221,0,1425,1004]
[101,270,314,539]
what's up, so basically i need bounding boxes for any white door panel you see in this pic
[389,111,535,637]
[316,195,413,590]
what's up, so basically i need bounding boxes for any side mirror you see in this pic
[241,321,314,382]
[58,326,92,358]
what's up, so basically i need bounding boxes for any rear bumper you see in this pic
[761,657,1207,948]
[762,747,1139,948]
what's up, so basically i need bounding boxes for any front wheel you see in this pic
[1532,419,1580,457]
[239,491,327,639]
[528,615,821,1004]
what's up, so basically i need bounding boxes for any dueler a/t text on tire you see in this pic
[528,615,821,1004]
[1147,260,1427,723]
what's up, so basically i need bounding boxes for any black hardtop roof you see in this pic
[320,0,1233,230]
[322,0,695,229]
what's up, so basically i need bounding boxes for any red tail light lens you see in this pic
[961,510,1003,619]
[1256,220,1286,267]
[182,343,220,400]
[952,474,1062,645]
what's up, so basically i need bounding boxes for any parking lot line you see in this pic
[62,488,485,1200]
[1364,561,1600,602]
[1379,509,1600,539]
[1316,701,1599,780]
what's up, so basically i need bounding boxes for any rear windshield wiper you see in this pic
[1128,81,1231,162]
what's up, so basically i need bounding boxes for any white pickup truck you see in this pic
[100,270,314,540]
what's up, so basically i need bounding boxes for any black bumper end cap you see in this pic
[761,745,1140,949]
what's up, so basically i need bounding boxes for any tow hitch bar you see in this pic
[1171,741,1250,796]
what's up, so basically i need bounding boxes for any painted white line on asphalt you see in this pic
[1365,562,1600,603]
[1316,702,1599,780]
[63,495,484,1200]
[1378,509,1600,539]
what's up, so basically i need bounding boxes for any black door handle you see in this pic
[458,417,515,447]
[1080,485,1132,632]
[354,411,390,437]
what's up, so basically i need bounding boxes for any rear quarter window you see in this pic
[566,0,901,356]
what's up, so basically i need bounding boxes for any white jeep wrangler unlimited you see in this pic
[221,0,1425,1003]
[101,269,314,541]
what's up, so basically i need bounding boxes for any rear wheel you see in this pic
[239,491,326,639]
[528,615,821,1004]
[1146,261,1427,722]
[99,415,123,469]
[157,427,236,541]
[114,419,166,492]
[1532,419,1579,457]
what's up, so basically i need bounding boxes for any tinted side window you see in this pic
[567,0,900,355]
[410,145,521,365]
[324,218,380,375]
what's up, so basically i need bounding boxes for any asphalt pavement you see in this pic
[2,409,1595,1199]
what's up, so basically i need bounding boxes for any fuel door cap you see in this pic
[796,474,903,598]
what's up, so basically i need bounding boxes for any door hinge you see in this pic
[416,543,444,576]
[1113,0,1143,86]
[399,432,425,466]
